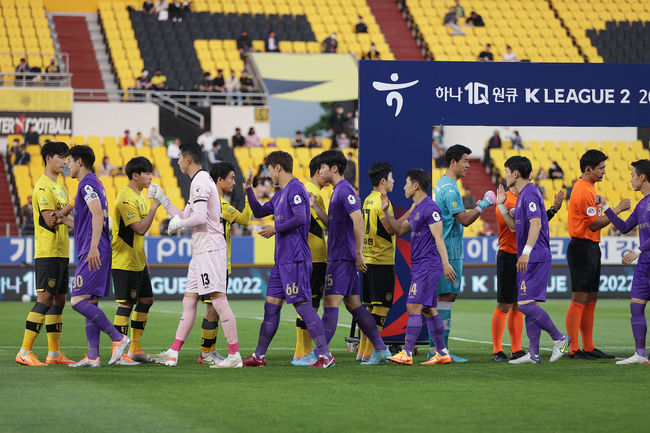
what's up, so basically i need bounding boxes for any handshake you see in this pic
[475,190,497,213]
[148,183,181,234]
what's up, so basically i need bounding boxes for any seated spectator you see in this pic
[213,69,226,93]
[245,127,261,147]
[337,132,350,149]
[511,130,524,149]
[535,178,546,198]
[321,33,338,53]
[142,0,154,14]
[45,58,60,80]
[167,138,181,162]
[293,131,305,147]
[536,168,548,180]
[135,69,151,90]
[462,188,476,209]
[14,144,30,165]
[548,161,564,179]
[455,0,465,18]
[362,43,380,60]
[8,138,21,159]
[240,70,254,104]
[207,140,222,165]
[265,31,280,52]
[122,129,134,146]
[155,0,168,20]
[20,195,34,236]
[435,148,447,168]
[503,45,519,62]
[477,44,494,61]
[488,130,501,150]
[444,7,466,36]
[169,1,184,21]
[344,152,357,187]
[232,127,245,147]
[98,156,119,176]
[150,69,167,89]
[149,127,164,147]
[307,134,320,148]
[199,72,213,91]
[237,31,252,59]
[225,70,241,105]
[15,58,30,82]
[355,16,368,33]
[465,11,484,27]
[134,131,145,148]
[24,124,39,145]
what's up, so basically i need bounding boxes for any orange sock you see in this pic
[507,309,524,353]
[580,302,596,352]
[491,308,508,353]
[566,301,585,354]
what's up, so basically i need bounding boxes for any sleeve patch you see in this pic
[586,206,597,217]
[528,202,537,212]
[194,185,203,197]
[347,194,356,205]
[432,211,441,222]
[293,194,302,205]
[83,184,99,203]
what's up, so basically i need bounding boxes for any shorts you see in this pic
[200,272,230,304]
[567,238,601,293]
[71,251,112,299]
[496,250,518,303]
[323,260,359,298]
[517,261,551,303]
[436,258,462,295]
[311,262,327,308]
[35,257,69,295]
[186,249,227,296]
[408,267,443,308]
[267,261,312,304]
[362,264,395,308]
[631,264,650,300]
[112,268,153,304]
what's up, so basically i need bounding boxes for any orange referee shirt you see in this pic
[568,178,601,242]
[496,191,518,254]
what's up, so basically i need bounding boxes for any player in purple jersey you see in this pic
[381,169,455,365]
[496,156,569,364]
[241,151,334,368]
[595,159,650,364]
[317,150,392,365]
[65,146,130,367]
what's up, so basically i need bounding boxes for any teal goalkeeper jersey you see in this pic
[433,175,465,260]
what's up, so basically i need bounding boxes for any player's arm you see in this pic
[275,194,308,233]
[496,185,515,232]
[430,221,456,282]
[129,201,161,236]
[516,217,541,273]
[245,187,274,218]
[588,196,631,231]
[595,195,638,234]
[233,197,253,225]
[86,194,104,271]
[546,189,565,222]
[453,190,496,227]
[380,195,411,235]
[350,209,367,272]
[147,183,188,217]
[59,202,74,216]
[309,193,329,227]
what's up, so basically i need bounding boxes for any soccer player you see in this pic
[318,150,392,365]
[565,150,629,360]
[111,157,160,365]
[66,145,131,367]
[240,151,334,368]
[16,141,74,366]
[594,159,650,364]
[496,156,569,364]
[432,144,496,362]
[381,169,454,365]
[492,185,565,361]
[197,161,252,365]
[149,142,241,368]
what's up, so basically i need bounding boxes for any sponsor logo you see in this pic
[194,186,202,197]
[347,194,356,205]
[432,211,441,221]
[293,194,302,205]
[371,73,419,117]
[586,206,597,217]
[0,112,72,136]
[47,278,56,288]
[528,202,537,212]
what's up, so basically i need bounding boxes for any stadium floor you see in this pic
[1,299,647,433]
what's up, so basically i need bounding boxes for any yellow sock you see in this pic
[130,312,148,353]
[21,302,48,352]
[45,305,64,353]
[295,315,308,357]
[301,327,313,354]
[200,318,219,354]
[113,306,131,336]
[358,331,368,357]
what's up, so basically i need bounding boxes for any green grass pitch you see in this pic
[1,298,648,433]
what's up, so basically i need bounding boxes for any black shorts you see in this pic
[201,272,230,304]
[311,262,327,307]
[112,268,153,304]
[35,257,69,295]
[362,264,395,308]
[496,250,518,303]
[567,238,601,293]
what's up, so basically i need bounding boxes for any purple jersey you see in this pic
[605,194,650,263]
[515,182,551,263]
[74,173,111,258]
[327,180,361,261]
[407,197,443,271]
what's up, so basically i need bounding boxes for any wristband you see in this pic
[549,206,557,214]
[498,204,508,215]
[474,205,484,215]
[634,247,642,256]
[602,204,610,212]
[522,245,533,255]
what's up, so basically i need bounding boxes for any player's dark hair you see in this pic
[580,149,608,173]
[369,161,393,187]
[41,141,68,165]
[504,155,532,179]
[264,150,293,173]
[445,144,472,164]
[406,168,431,193]
[309,154,321,177]
[69,145,95,170]
[210,161,235,182]
[179,141,202,164]
[631,159,650,181]
[125,156,153,179]
[319,149,347,173]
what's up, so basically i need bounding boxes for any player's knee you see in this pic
[37,291,54,306]
[496,302,512,313]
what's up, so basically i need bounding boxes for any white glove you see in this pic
[476,190,497,212]
[167,215,182,234]
[147,183,170,208]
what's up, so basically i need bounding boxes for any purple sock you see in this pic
[519,302,563,341]
[254,302,281,357]
[404,314,422,355]
[72,299,123,342]
[322,307,339,344]
[351,306,386,351]
[426,314,447,354]
[525,316,542,357]
[630,302,647,358]
[85,318,100,360]
[295,303,329,357]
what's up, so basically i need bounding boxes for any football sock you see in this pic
[85,318,100,360]
[358,331,368,358]
[171,297,198,350]
[130,303,151,353]
[369,306,389,355]
[508,309,524,353]
[301,312,315,354]
[350,306,386,351]
[254,302,281,357]
[565,301,585,354]
[20,301,48,354]
[519,302,563,341]
[295,316,308,357]
[211,297,239,354]
[524,316,541,357]
[630,302,647,358]
[491,308,507,353]
[295,303,329,357]
[45,304,64,357]
[404,314,422,355]
[432,301,453,353]
[113,307,131,335]
[322,307,339,344]
[580,301,596,352]
[201,319,218,354]
[426,314,447,354]
[72,299,123,342]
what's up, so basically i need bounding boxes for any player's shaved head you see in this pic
[210,161,235,182]
[369,161,393,187]
[504,155,532,179]
[69,145,95,170]
[125,156,153,179]
[580,149,608,173]
[406,168,431,193]
[179,142,202,164]
[632,159,650,181]
[445,144,472,164]
[41,141,68,165]
[319,150,347,174]
[264,151,293,173]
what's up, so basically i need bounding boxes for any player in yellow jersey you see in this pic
[196,161,252,365]
[16,141,75,366]
[110,157,160,365]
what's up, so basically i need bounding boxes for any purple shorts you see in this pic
[517,261,551,303]
[631,264,650,300]
[324,260,359,297]
[72,250,112,299]
[266,261,312,304]
[408,267,443,308]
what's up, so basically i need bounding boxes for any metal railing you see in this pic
[0,71,73,87]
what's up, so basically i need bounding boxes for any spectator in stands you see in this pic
[207,140,222,165]
[444,6,466,36]
[488,130,501,149]
[455,0,465,18]
[435,148,447,168]
[245,127,261,147]
[122,129,134,146]
[24,124,39,145]
[232,127,245,147]
[343,152,357,187]
[8,138,21,160]
[167,138,181,165]
[142,0,154,14]
[20,196,34,236]
[511,130,524,149]
[135,69,152,90]
[328,104,346,147]
[237,31,252,59]
[225,70,241,105]
[465,11,484,27]
[169,1,184,22]
[355,16,368,33]
[337,132,350,149]
[155,0,168,20]
[150,69,167,89]
[15,58,30,83]
[321,33,338,53]
[134,131,145,148]
[566,178,577,201]
[197,129,214,168]
[535,178,546,199]
[462,187,476,209]
[98,156,119,176]
[45,58,60,80]
[199,72,213,91]
[240,70,255,104]
[548,161,564,180]
[362,43,380,60]
[14,144,30,165]
[265,31,280,52]
[503,45,519,62]
[307,134,320,148]
[213,69,226,96]
[536,167,548,180]
[432,138,444,156]
[432,125,443,145]
[477,44,494,61]
[149,127,164,147]
[293,131,306,148]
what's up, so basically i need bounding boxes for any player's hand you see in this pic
[616,198,632,213]
[308,192,316,208]
[594,194,606,208]
[477,190,497,211]
[553,189,565,210]
[356,252,367,273]
[167,215,182,234]
[87,246,101,271]
[622,251,638,266]
[443,262,456,282]
[243,167,253,190]
[259,225,275,238]
[380,193,390,212]
[496,184,507,205]
[148,183,170,207]
[516,253,529,273]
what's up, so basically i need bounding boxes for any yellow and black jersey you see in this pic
[362,190,395,265]
[112,187,148,271]
[33,175,69,259]
[306,181,327,263]
[221,196,252,272]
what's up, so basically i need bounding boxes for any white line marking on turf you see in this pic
[155,310,352,328]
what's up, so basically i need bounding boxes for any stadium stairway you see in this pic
[0,161,19,236]
[463,158,497,233]
[366,0,424,60]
